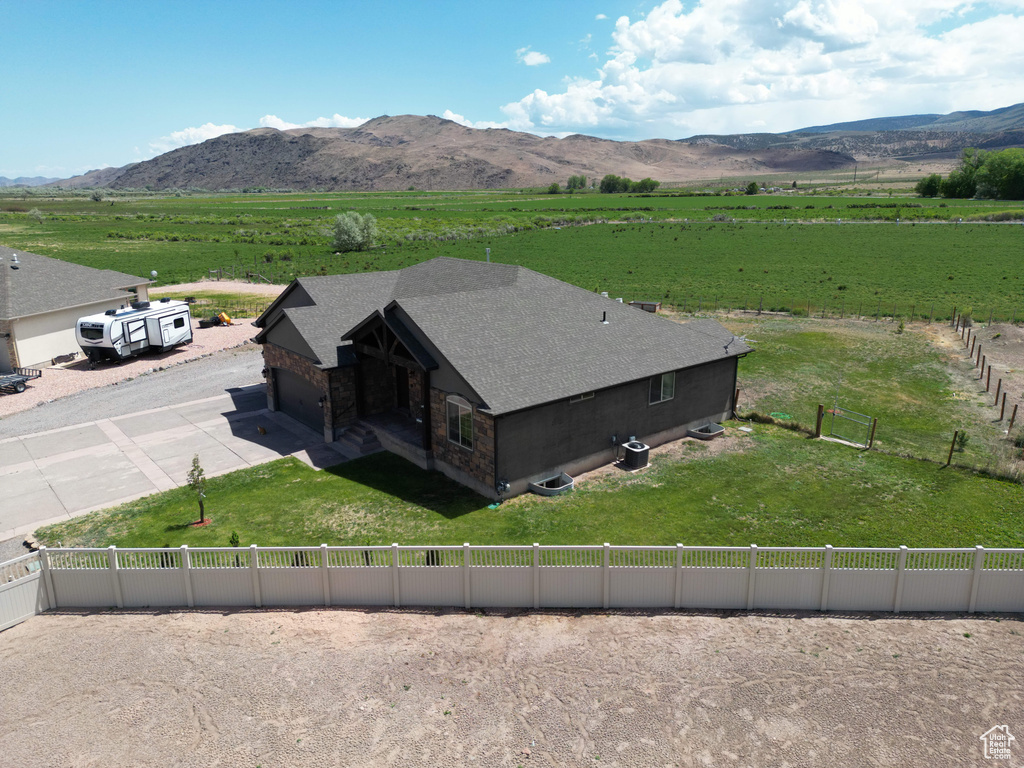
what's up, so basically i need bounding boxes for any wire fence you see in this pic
[668,295,1021,326]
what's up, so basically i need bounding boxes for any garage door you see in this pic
[274,367,323,433]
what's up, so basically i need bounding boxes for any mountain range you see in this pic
[0,176,61,187]
[48,103,1024,192]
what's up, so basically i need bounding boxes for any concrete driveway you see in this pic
[0,386,350,539]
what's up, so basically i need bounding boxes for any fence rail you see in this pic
[2,543,1023,632]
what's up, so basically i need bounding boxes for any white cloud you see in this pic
[441,110,508,130]
[500,0,1024,137]
[516,46,551,66]
[596,13,607,20]
[258,113,370,130]
[149,122,239,154]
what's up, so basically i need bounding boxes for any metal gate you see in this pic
[828,406,873,447]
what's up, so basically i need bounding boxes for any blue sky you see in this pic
[2,0,1022,178]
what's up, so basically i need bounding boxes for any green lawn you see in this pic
[35,427,1024,550]
[34,314,1024,550]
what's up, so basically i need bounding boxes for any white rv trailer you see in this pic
[76,298,193,364]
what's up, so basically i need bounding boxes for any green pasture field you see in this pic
[148,288,274,319]
[1,189,1022,321]
[36,317,1024,550]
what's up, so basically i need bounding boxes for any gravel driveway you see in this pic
[1,608,1020,767]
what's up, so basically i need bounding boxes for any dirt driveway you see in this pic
[1,609,1021,767]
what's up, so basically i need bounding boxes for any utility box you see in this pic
[622,440,649,469]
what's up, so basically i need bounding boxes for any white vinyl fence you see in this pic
[2,543,1023,631]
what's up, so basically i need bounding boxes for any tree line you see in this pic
[916,148,1024,200]
[547,174,660,194]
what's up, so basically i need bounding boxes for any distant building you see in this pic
[255,257,750,498]
[0,245,151,370]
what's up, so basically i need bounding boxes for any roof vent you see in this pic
[601,311,608,324]
[105,309,117,316]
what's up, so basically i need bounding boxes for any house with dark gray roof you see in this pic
[255,257,750,498]
[0,245,151,370]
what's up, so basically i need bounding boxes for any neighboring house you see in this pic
[0,245,151,370]
[255,257,750,498]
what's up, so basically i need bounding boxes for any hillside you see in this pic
[47,104,1024,192]
[686,103,1024,161]
[53,115,855,192]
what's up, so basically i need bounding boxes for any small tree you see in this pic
[566,174,587,191]
[90,190,104,202]
[745,181,759,195]
[28,208,43,224]
[186,453,207,524]
[547,182,560,194]
[914,174,941,197]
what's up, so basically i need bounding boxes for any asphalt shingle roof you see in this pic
[256,257,750,415]
[0,245,149,320]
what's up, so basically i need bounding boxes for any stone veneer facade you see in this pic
[429,388,495,495]
[262,343,357,439]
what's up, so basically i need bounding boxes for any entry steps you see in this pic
[336,422,381,455]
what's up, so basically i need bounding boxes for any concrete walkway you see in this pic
[0,386,351,539]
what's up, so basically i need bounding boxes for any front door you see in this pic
[395,366,410,412]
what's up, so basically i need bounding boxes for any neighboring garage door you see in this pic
[274,367,323,433]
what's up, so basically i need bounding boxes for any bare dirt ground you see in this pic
[0,280,283,419]
[924,320,1024,416]
[151,279,287,298]
[1,609,1021,767]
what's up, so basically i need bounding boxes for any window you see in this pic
[569,391,594,404]
[446,395,473,450]
[173,317,185,328]
[80,326,103,341]
[649,371,675,404]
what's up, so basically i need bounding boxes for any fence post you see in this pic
[602,543,611,610]
[108,545,124,609]
[815,404,824,438]
[181,545,194,608]
[995,378,1002,406]
[987,365,992,391]
[391,543,401,608]
[1009,404,1018,433]
[951,306,956,327]
[1001,392,1007,421]
[819,545,833,612]
[970,336,976,357]
[250,545,262,608]
[893,546,908,613]
[674,544,684,610]
[868,418,878,449]
[976,344,982,367]
[38,546,56,609]
[981,355,986,381]
[320,544,330,607]
[746,545,758,610]
[533,543,540,610]
[947,431,958,466]
[463,543,472,610]
[968,545,984,614]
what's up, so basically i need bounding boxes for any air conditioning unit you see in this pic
[622,440,649,469]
